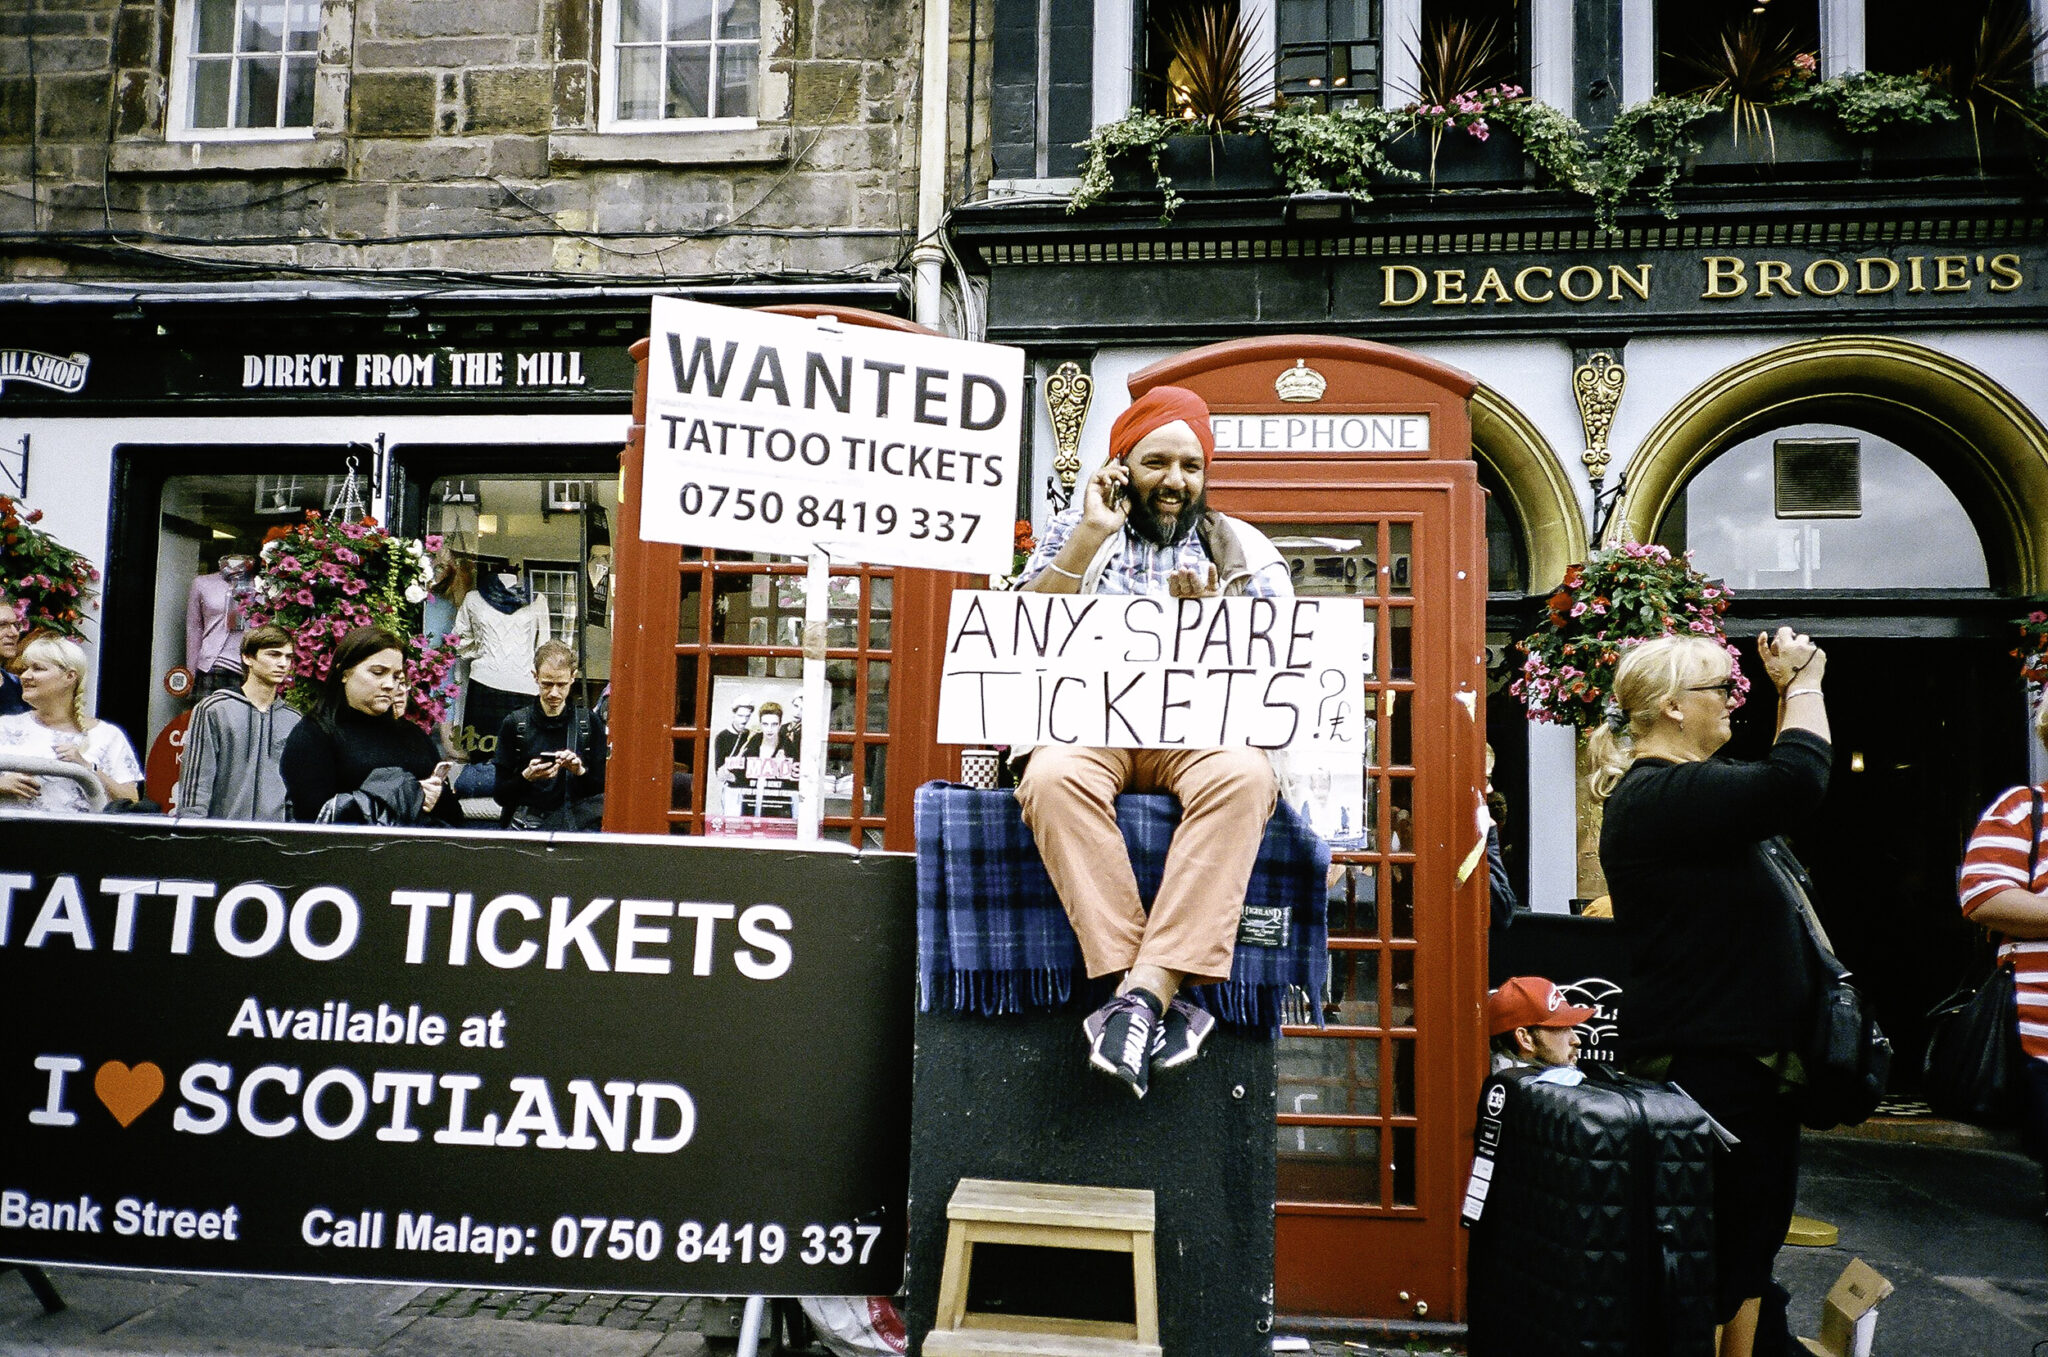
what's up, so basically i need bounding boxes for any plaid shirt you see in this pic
[914,782,1330,1033]
[1018,507,1289,597]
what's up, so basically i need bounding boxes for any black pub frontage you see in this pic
[951,161,2048,1317]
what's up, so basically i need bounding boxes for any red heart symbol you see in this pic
[95,1061,165,1128]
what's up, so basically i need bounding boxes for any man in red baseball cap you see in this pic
[1486,976,1596,1071]
[1013,384,1292,1098]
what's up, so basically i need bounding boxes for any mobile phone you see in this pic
[1105,478,1126,511]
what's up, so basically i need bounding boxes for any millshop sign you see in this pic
[0,349,90,395]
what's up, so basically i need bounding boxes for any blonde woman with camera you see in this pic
[1591,627,1831,1357]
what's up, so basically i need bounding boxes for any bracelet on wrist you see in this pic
[1045,562,1085,581]
[1783,687,1824,701]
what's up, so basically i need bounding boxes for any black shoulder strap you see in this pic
[2031,786,2042,887]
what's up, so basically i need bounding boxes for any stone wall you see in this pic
[1,0,933,282]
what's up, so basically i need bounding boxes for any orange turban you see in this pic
[1108,385,1214,463]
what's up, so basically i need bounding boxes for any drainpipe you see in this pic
[913,0,951,331]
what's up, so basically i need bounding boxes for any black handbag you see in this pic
[1761,838,1893,1130]
[1921,787,2037,1127]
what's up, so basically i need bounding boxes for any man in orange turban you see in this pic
[1012,385,1291,1097]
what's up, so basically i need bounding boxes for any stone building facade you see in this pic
[5,0,943,281]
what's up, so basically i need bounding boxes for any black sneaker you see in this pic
[1150,998,1217,1071]
[1083,992,1161,1098]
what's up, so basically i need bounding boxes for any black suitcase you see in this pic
[1463,1062,1718,1357]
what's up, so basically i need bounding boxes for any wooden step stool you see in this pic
[924,1178,1161,1357]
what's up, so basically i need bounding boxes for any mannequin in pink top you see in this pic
[188,553,256,699]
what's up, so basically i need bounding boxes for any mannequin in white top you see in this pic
[455,571,550,753]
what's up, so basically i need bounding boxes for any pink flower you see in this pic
[295,589,315,606]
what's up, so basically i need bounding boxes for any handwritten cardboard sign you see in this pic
[639,297,1025,574]
[937,590,1369,750]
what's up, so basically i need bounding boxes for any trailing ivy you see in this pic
[1594,94,1721,230]
[1068,69,2026,233]
[1069,112,1186,220]
[1793,70,1960,135]
[1267,100,1415,197]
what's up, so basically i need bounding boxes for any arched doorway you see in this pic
[1469,386,1587,917]
[1602,336,2048,1078]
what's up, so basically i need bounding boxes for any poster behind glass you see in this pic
[705,675,809,839]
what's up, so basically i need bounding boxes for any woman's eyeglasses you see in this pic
[1687,680,1741,699]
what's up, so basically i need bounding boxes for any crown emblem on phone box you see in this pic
[1275,360,1327,403]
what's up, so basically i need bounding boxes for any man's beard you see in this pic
[1127,484,1206,547]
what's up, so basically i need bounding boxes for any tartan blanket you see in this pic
[914,782,1329,1032]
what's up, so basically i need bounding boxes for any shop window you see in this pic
[1652,422,1990,590]
[1474,462,1528,596]
[167,0,320,137]
[1411,0,1524,100]
[1276,0,1383,105]
[599,0,761,130]
[426,474,619,757]
[668,550,894,848]
[1653,0,1819,96]
[990,0,1095,180]
[1867,0,2037,93]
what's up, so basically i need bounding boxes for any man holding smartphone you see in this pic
[492,640,607,830]
[1012,384,1292,1097]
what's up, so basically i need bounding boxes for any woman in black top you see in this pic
[1592,627,1831,1357]
[281,626,456,825]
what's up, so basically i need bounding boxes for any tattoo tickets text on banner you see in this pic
[0,818,914,1294]
[936,591,1369,751]
[639,297,1025,575]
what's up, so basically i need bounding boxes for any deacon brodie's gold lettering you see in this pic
[1380,264,1654,307]
[1376,253,2027,308]
[1701,253,2024,300]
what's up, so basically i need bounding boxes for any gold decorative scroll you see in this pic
[1573,352,1626,483]
[1044,360,1094,495]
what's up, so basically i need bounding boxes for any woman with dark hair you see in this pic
[279,626,457,825]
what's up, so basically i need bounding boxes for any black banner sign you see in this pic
[0,816,915,1294]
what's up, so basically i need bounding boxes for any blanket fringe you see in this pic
[920,968,1323,1036]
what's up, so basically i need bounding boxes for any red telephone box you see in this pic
[1127,338,1488,1323]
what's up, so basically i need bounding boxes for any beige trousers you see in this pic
[1016,745,1277,985]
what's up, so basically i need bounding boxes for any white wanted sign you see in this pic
[936,590,1369,753]
[639,297,1024,574]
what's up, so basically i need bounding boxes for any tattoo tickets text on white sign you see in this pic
[639,298,1025,574]
[936,591,1369,751]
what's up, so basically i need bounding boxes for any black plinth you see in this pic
[905,1003,1278,1357]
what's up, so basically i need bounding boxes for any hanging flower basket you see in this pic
[245,513,460,730]
[1511,543,1747,730]
[2016,608,2048,689]
[0,494,100,641]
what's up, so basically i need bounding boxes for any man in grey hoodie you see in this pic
[177,623,301,820]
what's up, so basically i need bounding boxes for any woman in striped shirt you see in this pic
[1957,695,2048,1207]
